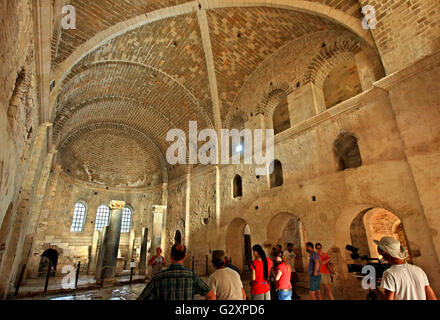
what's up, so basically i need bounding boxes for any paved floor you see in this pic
[17,273,315,300]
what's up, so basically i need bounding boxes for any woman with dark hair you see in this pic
[250,244,273,300]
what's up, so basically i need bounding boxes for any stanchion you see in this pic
[75,261,81,289]
[43,262,52,293]
[130,266,134,284]
[192,256,195,272]
[13,264,26,299]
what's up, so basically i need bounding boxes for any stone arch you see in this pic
[224,109,248,130]
[226,218,249,273]
[362,208,412,262]
[266,212,307,272]
[53,59,213,130]
[58,122,169,183]
[51,0,374,113]
[256,82,293,116]
[304,37,362,88]
[333,132,362,170]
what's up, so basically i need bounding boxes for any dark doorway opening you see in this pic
[38,249,58,277]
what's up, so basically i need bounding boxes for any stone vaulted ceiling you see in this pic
[50,0,367,188]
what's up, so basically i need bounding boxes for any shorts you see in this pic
[309,275,321,292]
[321,273,331,285]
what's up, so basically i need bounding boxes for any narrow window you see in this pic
[270,160,283,188]
[121,207,133,233]
[233,175,243,198]
[175,230,182,244]
[71,202,87,232]
[334,133,362,170]
[95,205,110,231]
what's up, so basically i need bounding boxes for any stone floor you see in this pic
[15,270,146,299]
[16,273,320,300]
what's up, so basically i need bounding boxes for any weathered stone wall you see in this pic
[359,0,440,74]
[0,0,38,229]
[184,65,440,298]
[27,174,163,277]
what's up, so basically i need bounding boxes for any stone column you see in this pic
[151,205,166,255]
[125,230,136,269]
[138,228,148,275]
[100,200,125,283]
[95,227,108,280]
[88,230,100,275]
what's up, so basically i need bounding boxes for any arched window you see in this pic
[232,175,243,198]
[334,133,362,170]
[121,207,133,233]
[270,90,290,135]
[71,202,87,232]
[95,205,110,231]
[270,160,283,188]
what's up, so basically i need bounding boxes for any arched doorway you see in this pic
[38,249,59,277]
[226,218,250,274]
[267,212,307,272]
[349,208,411,262]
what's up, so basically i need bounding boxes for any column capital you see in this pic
[109,200,126,210]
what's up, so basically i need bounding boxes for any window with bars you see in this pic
[121,207,132,233]
[95,205,110,231]
[71,202,87,232]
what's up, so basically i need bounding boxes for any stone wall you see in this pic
[27,174,163,277]
[359,0,440,74]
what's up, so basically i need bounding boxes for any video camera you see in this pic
[345,244,390,279]
[346,244,391,300]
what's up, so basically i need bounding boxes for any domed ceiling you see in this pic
[50,0,368,188]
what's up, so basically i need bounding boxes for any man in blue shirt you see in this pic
[305,242,322,300]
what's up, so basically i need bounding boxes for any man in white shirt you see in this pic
[374,237,437,300]
[208,250,246,300]
[283,243,301,299]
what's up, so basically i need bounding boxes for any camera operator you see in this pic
[374,237,437,300]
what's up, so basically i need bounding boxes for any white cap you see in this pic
[374,236,408,260]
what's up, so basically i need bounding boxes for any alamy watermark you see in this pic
[166,121,275,176]
[361,5,377,30]
[61,5,76,30]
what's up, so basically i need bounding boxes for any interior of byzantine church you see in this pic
[0,0,439,300]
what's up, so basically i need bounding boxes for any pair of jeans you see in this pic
[278,290,292,300]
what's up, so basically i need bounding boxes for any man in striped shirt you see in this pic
[137,244,216,300]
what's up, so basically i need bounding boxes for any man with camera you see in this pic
[375,237,437,300]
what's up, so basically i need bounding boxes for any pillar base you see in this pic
[101,278,116,288]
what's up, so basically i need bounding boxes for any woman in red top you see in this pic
[250,244,273,300]
[316,243,335,300]
[274,252,292,300]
